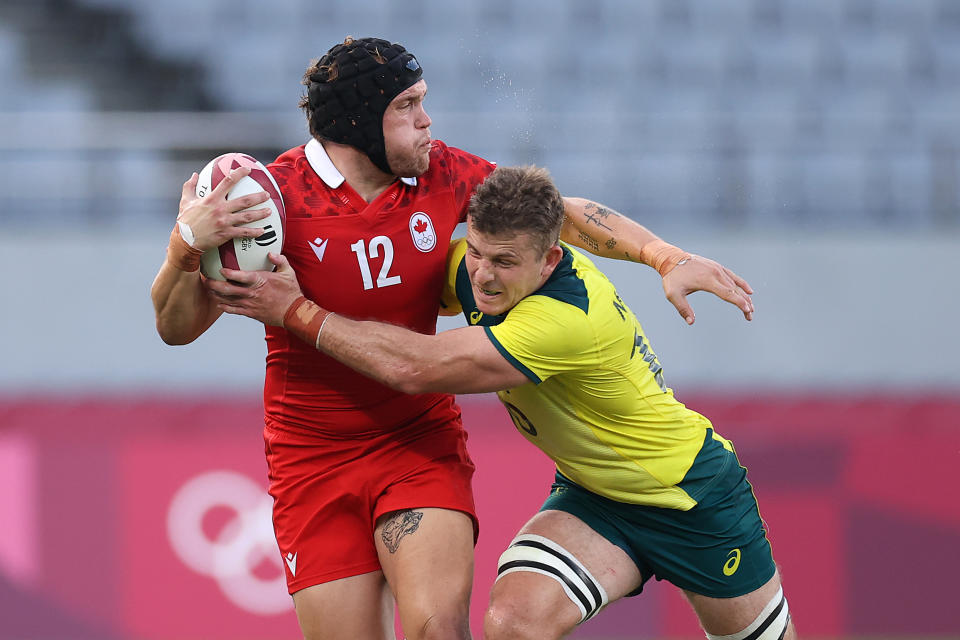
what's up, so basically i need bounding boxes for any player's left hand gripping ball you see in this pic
[196,153,285,280]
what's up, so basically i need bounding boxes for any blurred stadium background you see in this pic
[1,0,958,638]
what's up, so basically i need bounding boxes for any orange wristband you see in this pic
[167,224,204,272]
[638,239,692,277]
[283,296,333,349]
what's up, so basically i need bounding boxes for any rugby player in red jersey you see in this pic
[151,37,755,640]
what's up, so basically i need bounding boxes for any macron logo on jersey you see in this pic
[284,552,298,577]
[308,237,328,262]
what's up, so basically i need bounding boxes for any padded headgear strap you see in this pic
[306,37,423,174]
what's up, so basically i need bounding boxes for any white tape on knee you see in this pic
[496,533,608,624]
[705,586,790,640]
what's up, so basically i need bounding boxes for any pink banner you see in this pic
[1,394,958,638]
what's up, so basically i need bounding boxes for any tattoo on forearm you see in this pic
[578,231,600,253]
[381,509,424,553]
[583,203,614,230]
[605,238,617,250]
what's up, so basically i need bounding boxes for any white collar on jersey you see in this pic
[305,138,418,188]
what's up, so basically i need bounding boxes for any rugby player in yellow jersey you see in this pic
[214,165,795,640]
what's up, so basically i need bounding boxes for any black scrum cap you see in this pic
[306,37,423,174]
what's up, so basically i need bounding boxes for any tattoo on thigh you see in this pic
[381,510,424,553]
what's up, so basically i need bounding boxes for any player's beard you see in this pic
[386,142,430,178]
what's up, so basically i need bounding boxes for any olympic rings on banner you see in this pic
[166,470,292,615]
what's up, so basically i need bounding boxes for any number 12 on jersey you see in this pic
[350,236,402,290]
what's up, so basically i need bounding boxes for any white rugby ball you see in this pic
[195,152,285,280]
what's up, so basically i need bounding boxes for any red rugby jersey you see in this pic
[262,139,495,437]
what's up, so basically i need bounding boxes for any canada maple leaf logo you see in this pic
[409,212,436,253]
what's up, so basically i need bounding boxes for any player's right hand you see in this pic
[208,253,304,327]
[662,254,755,325]
[176,167,272,252]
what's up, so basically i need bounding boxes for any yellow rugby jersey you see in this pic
[442,239,735,510]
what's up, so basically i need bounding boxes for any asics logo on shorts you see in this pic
[723,548,742,576]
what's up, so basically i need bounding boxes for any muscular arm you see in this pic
[561,196,755,324]
[151,260,222,345]
[150,167,272,344]
[316,317,528,394]
[207,253,529,395]
[560,197,655,262]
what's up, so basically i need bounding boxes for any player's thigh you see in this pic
[487,509,643,637]
[264,421,385,592]
[374,507,475,636]
[292,570,394,640]
[684,569,795,639]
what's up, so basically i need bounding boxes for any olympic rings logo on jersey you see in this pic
[166,470,292,615]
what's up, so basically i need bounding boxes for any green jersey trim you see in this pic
[483,326,542,383]
[536,247,589,314]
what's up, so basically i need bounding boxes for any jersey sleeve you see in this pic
[437,143,496,223]
[485,297,598,383]
[439,238,467,316]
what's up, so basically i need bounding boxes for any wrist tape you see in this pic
[167,224,204,272]
[283,296,333,349]
[639,239,691,277]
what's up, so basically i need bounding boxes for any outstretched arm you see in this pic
[150,166,272,344]
[207,254,529,394]
[560,197,755,325]
[560,197,654,262]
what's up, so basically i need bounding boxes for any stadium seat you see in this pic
[4,0,958,232]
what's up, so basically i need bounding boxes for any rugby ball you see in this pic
[195,152,285,280]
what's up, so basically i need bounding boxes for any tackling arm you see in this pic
[208,253,529,395]
[314,317,529,394]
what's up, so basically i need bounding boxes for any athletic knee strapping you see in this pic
[705,586,790,640]
[496,534,608,624]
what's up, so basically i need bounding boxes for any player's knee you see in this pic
[484,574,582,640]
[484,598,567,640]
[483,601,529,640]
[401,603,471,640]
[704,586,791,640]
[412,616,470,640]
